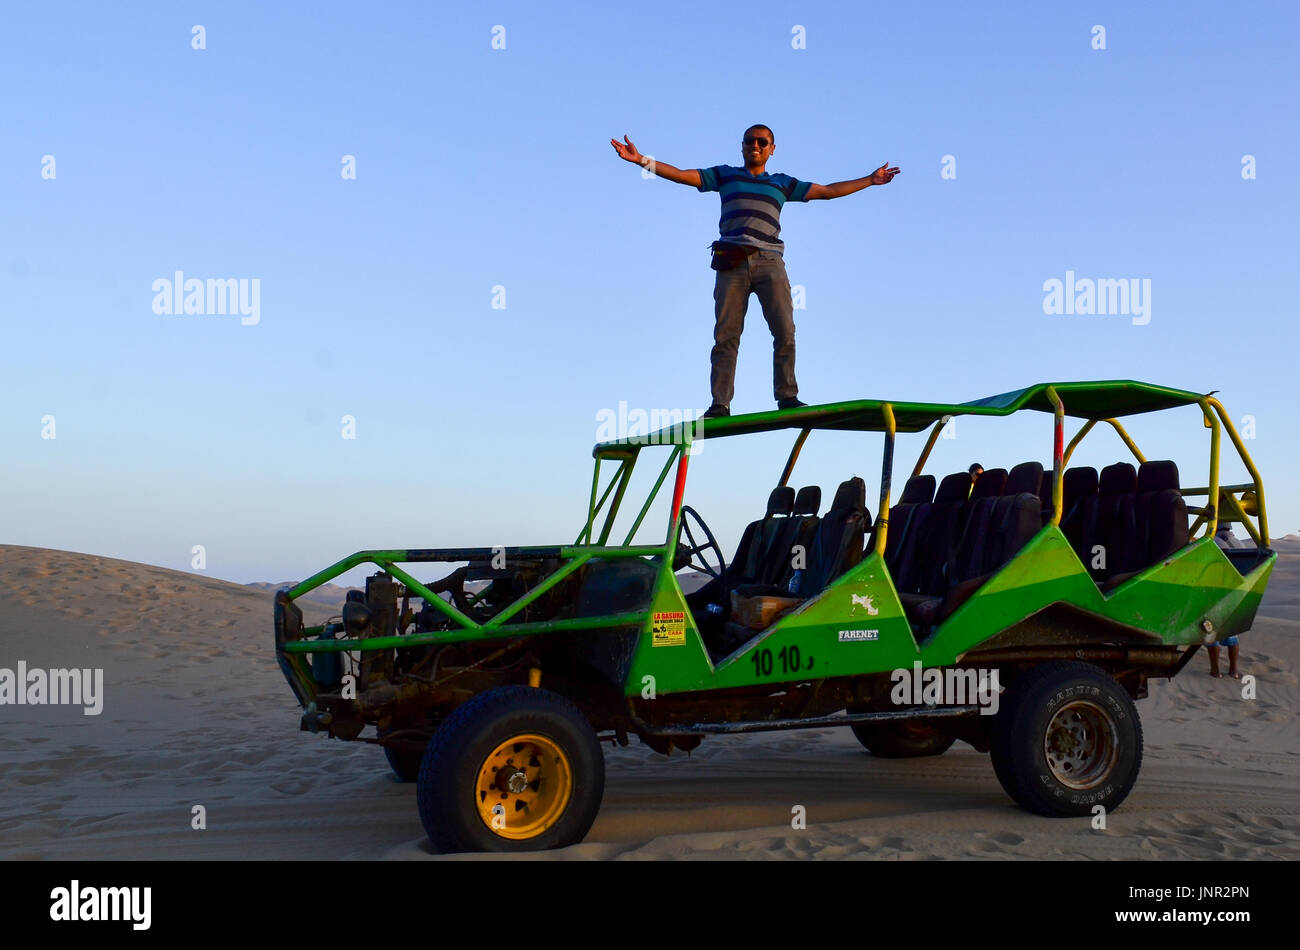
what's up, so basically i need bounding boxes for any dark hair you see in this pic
[968,463,983,474]
[744,124,774,144]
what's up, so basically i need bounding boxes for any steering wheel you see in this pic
[675,505,727,579]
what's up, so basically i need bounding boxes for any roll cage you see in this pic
[275,379,1269,710]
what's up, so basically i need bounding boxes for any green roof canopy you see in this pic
[593,380,1207,456]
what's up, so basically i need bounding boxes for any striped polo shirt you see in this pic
[696,164,813,253]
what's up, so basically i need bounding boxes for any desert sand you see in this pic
[1,541,1297,861]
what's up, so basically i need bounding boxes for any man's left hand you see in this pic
[869,162,901,185]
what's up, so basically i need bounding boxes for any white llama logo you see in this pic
[851,593,879,616]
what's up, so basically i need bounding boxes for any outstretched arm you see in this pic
[806,162,900,200]
[609,135,702,187]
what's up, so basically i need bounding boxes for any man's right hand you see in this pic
[609,135,701,187]
[610,135,644,165]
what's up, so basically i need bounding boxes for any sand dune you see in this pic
[1,542,1297,860]
[243,581,360,613]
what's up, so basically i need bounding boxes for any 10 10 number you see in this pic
[750,645,814,677]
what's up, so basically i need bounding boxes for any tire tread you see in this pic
[990,661,1143,817]
[416,686,604,853]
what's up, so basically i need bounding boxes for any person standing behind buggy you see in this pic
[1208,521,1246,678]
[610,125,899,417]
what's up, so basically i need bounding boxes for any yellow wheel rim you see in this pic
[475,734,573,840]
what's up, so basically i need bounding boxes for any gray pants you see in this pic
[710,249,798,408]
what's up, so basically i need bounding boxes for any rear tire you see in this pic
[416,686,605,853]
[990,661,1142,817]
[851,720,956,758]
[383,743,424,783]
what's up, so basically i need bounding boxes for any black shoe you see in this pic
[703,404,730,419]
[777,397,807,410]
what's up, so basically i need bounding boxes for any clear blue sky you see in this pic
[3,1,1296,584]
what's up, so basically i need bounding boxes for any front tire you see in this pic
[416,686,605,853]
[851,720,956,758]
[990,662,1143,817]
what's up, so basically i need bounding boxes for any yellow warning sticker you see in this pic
[651,611,687,647]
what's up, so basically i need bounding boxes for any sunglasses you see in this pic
[742,136,771,148]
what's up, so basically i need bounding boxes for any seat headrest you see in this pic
[1063,466,1099,498]
[767,486,795,515]
[1038,469,1054,500]
[1138,460,1180,493]
[935,472,973,504]
[793,485,821,516]
[899,474,935,505]
[1006,461,1044,497]
[831,476,867,512]
[971,468,1007,499]
[1099,462,1137,495]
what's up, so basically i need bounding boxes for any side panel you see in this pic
[921,529,1276,666]
[921,526,1109,666]
[624,569,714,696]
[1094,543,1273,644]
[625,552,921,696]
[708,554,920,690]
[625,528,1276,698]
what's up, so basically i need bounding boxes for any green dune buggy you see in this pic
[274,380,1274,852]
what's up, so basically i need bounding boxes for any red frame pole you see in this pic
[670,449,690,522]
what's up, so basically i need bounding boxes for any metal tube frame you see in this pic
[1054,401,1267,547]
[875,404,896,555]
[285,390,1273,666]
[1045,386,1065,524]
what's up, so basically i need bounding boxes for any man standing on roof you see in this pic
[610,125,900,418]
